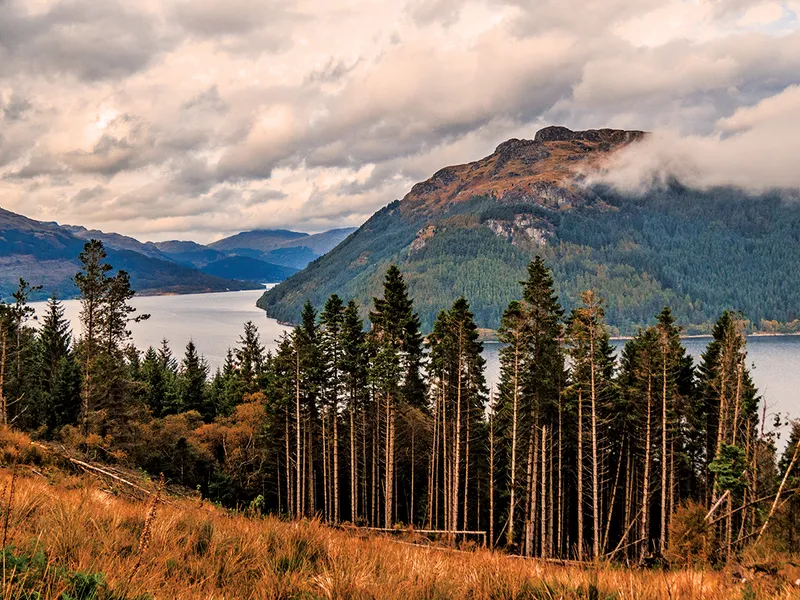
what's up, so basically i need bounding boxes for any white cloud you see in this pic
[589,84,800,192]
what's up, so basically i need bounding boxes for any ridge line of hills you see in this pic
[0,206,356,300]
[259,125,800,336]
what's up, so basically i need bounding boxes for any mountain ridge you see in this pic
[258,126,800,335]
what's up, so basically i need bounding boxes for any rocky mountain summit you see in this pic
[403,126,646,214]
[259,125,800,334]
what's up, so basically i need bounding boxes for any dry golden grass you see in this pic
[0,470,797,600]
[0,427,797,599]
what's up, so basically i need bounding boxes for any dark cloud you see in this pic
[0,0,174,81]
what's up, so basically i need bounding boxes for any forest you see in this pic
[2,239,799,565]
[260,184,800,336]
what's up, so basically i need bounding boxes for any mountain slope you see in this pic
[0,208,261,300]
[209,229,308,253]
[209,226,357,270]
[153,240,227,268]
[258,126,800,334]
[64,225,171,261]
[200,256,298,282]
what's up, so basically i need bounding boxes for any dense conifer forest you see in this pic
[261,185,800,335]
[2,240,799,564]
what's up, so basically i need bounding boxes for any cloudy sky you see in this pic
[1,0,799,243]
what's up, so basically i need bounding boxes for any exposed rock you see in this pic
[408,225,437,255]
[401,124,648,216]
[485,213,552,247]
[534,125,647,145]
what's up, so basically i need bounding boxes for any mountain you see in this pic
[258,125,800,335]
[209,227,358,270]
[152,240,227,268]
[63,225,171,262]
[200,256,298,282]
[0,208,262,300]
[209,229,309,253]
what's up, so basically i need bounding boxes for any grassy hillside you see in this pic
[0,429,796,599]
[259,128,800,334]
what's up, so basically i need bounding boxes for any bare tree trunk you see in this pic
[603,437,624,554]
[411,426,415,525]
[385,393,395,528]
[322,409,329,520]
[669,438,675,544]
[453,327,463,539]
[295,350,302,518]
[350,399,357,522]
[524,428,534,556]
[285,406,292,515]
[577,388,584,561]
[660,346,668,555]
[589,334,600,561]
[463,406,471,531]
[82,298,96,434]
[541,424,548,558]
[489,404,495,549]
[640,376,653,562]
[362,405,368,521]
[624,441,633,560]
[507,344,520,547]
[334,400,340,523]
[442,388,452,531]
[557,393,563,558]
[371,407,377,526]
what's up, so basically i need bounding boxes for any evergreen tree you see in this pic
[369,265,425,527]
[340,300,367,522]
[319,294,346,522]
[427,297,487,533]
[496,300,527,548]
[0,279,40,426]
[36,296,80,432]
[74,240,111,431]
[697,311,760,559]
[180,340,209,417]
[566,290,616,560]
[236,321,265,395]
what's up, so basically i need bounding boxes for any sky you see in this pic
[1,0,799,243]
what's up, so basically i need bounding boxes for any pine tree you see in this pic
[427,297,487,534]
[320,294,346,522]
[341,300,367,522]
[697,311,760,559]
[180,340,209,417]
[36,296,80,431]
[74,240,111,431]
[567,290,614,560]
[497,300,527,548]
[369,265,424,527]
[236,321,265,395]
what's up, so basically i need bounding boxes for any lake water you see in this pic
[30,289,291,373]
[31,291,799,444]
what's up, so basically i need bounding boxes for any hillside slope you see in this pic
[259,126,800,334]
[0,427,793,599]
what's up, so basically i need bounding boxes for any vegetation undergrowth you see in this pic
[0,453,796,599]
